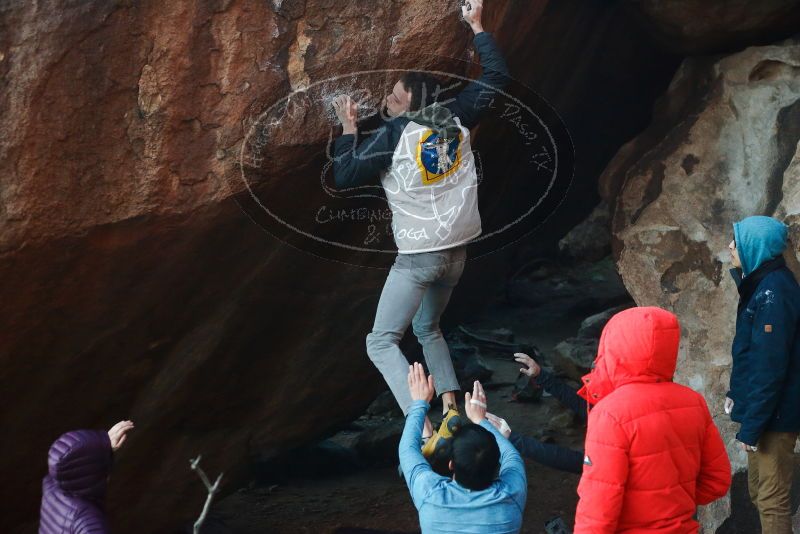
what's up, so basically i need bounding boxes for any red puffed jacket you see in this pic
[574,307,731,533]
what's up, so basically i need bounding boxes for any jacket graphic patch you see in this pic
[416,130,462,185]
[583,454,593,466]
[765,324,773,333]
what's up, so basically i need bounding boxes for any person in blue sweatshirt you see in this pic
[331,0,511,457]
[399,362,527,534]
[726,215,800,534]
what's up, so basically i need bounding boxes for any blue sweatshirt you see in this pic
[398,400,527,534]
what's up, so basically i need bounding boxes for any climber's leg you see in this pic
[411,246,466,414]
[366,253,441,415]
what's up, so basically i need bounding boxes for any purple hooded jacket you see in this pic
[39,430,113,534]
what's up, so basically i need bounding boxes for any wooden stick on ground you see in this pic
[190,455,224,534]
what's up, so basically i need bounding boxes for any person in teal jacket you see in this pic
[727,215,800,534]
[399,363,527,534]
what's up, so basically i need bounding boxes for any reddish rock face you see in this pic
[0,1,547,531]
[0,0,706,531]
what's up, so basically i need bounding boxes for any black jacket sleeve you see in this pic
[536,369,588,423]
[443,32,510,129]
[332,120,404,189]
[509,431,584,474]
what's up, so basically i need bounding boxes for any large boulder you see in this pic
[0,1,510,531]
[603,39,800,531]
[0,0,728,531]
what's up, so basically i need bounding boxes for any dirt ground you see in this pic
[213,302,587,533]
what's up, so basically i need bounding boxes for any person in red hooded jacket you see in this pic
[574,307,731,533]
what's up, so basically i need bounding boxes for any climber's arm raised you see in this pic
[443,0,510,129]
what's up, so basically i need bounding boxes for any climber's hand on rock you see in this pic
[461,0,484,33]
[514,352,541,378]
[408,362,435,403]
[724,397,734,415]
[465,380,488,424]
[333,95,357,134]
[108,420,134,452]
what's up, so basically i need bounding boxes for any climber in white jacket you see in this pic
[331,0,510,457]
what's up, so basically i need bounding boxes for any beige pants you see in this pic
[747,431,798,534]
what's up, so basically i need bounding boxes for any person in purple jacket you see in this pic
[39,420,134,534]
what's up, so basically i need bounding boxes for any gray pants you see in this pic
[366,246,466,414]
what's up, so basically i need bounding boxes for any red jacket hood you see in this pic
[578,307,680,405]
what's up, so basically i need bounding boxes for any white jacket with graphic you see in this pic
[333,32,509,254]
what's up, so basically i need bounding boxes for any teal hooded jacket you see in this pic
[733,215,789,277]
[729,216,800,445]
